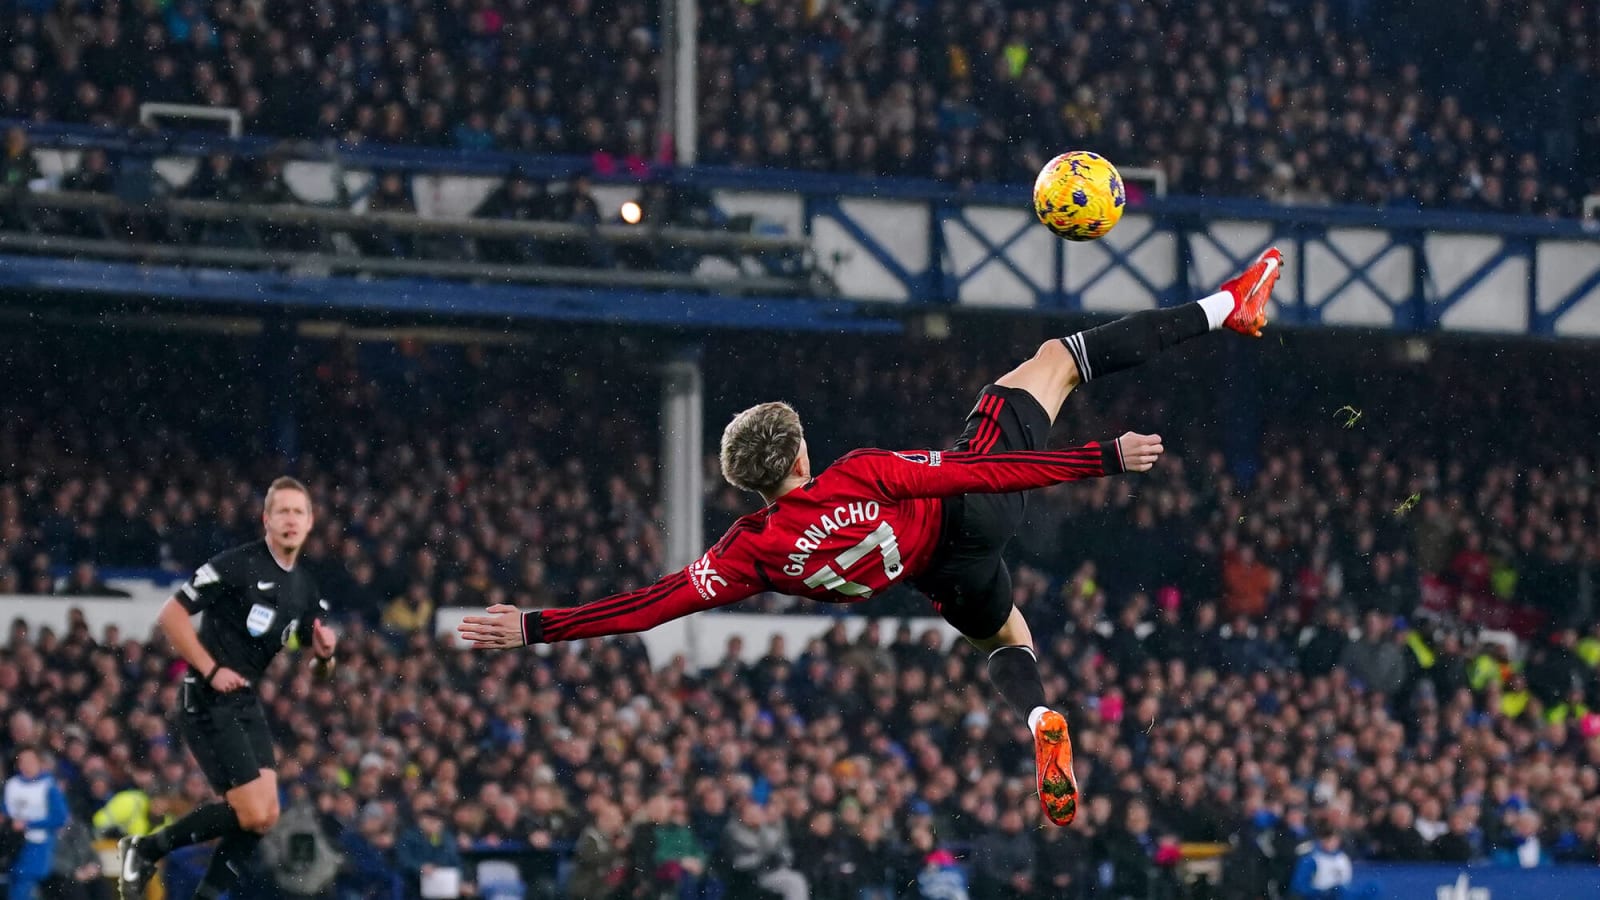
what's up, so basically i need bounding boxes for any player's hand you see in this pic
[311,618,338,659]
[458,604,527,650]
[210,666,248,693]
[1117,432,1164,472]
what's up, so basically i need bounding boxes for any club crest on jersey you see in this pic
[690,554,727,600]
[894,451,942,466]
[246,603,277,637]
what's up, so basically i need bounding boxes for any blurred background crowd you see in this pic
[0,0,1596,215]
[0,324,1598,899]
[0,0,1595,898]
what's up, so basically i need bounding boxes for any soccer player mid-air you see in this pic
[462,248,1283,826]
[118,477,338,900]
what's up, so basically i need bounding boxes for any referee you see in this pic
[119,477,337,900]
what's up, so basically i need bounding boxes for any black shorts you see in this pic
[178,678,275,793]
[915,384,1052,639]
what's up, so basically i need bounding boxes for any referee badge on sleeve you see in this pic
[247,603,277,637]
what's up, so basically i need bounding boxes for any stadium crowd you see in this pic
[3,326,1596,633]
[0,326,1599,900]
[0,0,1594,216]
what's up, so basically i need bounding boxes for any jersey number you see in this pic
[802,522,904,598]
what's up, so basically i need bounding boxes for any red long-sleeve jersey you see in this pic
[522,440,1125,644]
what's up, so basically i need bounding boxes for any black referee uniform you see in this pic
[176,539,328,791]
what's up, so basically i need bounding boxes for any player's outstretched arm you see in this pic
[458,564,757,649]
[852,432,1163,500]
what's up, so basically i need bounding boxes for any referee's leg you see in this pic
[181,770,278,900]
[224,769,280,833]
[124,710,279,900]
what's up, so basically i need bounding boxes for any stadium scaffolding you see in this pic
[0,190,822,296]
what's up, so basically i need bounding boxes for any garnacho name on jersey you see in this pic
[782,501,882,576]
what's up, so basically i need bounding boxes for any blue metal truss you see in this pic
[934,205,1056,306]
[1533,260,1600,334]
[13,110,1600,336]
[1419,238,1534,331]
[807,196,938,301]
[1296,228,1414,326]
[919,205,1182,311]
[1067,219,1178,309]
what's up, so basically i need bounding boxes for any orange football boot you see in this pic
[1219,247,1284,337]
[1034,709,1079,826]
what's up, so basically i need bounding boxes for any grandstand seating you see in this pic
[1,0,1594,213]
[1,323,1598,897]
[1,1,1598,895]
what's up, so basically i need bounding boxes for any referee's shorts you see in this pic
[178,676,276,793]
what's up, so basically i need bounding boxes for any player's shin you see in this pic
[1060,301,1222,382]
[986,645,1049,724]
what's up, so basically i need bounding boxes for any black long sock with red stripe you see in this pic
[1060,305,1210,382]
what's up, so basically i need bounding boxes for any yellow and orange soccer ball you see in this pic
[1032,151,1126,241]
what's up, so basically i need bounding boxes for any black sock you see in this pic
[1061,304,1210,382]
[141,803,239,861]
[987,645,1048,719]
[193,829,263,900]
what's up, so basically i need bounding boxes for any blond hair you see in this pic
[264,476,311,512]
[719,402,803,495]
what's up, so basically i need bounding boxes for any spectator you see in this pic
[523,784,573,900]
[628,794,706,900]
[1093,800,1160,900]
[336,801,404,900]
[1223,544,1279,619]
[41,815,105,900]
[395,806,463,900]
[902,823,968,900]
[796,810,859,900]
[1491,810,1553,869]
[1290,825,1372,900]
[55,563,129,598]
[1339,613,1409,696]
[1430,806,1482,863]
[181,154,247,203]
[0,127,39,191]
[4,747,69,900]
[723,798,807,900]
[851,815,900,900]
[970,807,1037,900]
[1367,802,1429,861]
[1552,812,1600,865]
[567,804,628,900]
[382,584,435,638]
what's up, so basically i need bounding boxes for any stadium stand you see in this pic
[0,3,1597,897]
[695,0,1599,214]
[1,0,1594,214]
[1,324,1598,899]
